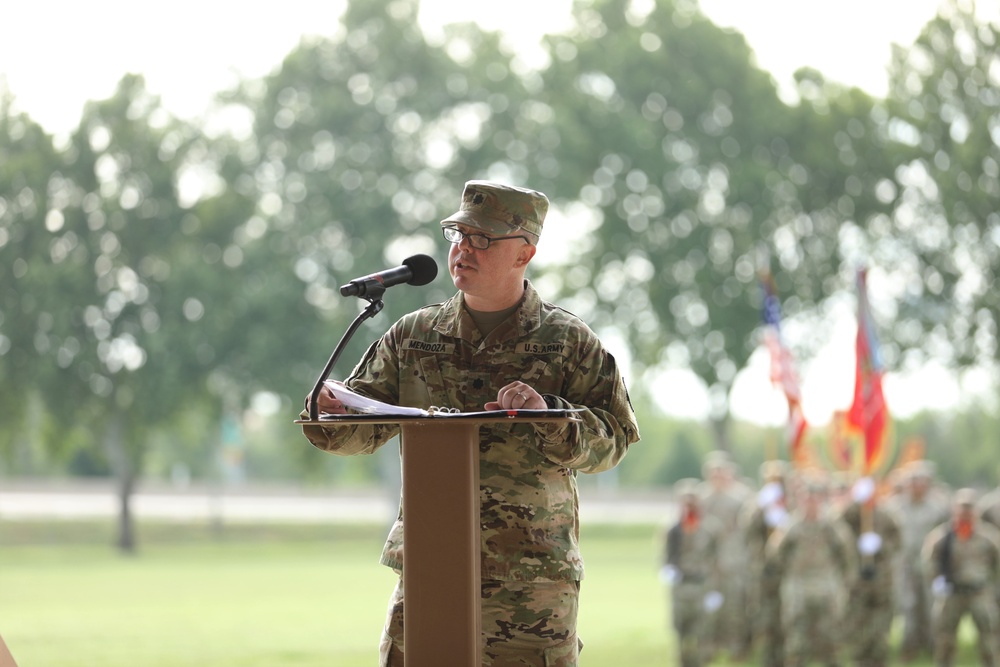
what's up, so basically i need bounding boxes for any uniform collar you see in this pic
[434,280,542,342]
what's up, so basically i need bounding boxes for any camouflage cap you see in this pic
[759,459,789,482]
[906,459,936,480]
[441,180,548,239]
[674,477,702,500]
[800,474,828,495]
[954,488,977,507]
[702,450,733,474]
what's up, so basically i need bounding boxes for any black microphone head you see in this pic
[402,254,437,286]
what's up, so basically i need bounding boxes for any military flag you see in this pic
[760,271,808,461]
[845,268,892,475]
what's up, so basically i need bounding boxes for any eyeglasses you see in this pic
[442,226,532,250]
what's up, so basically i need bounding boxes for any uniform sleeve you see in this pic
[921,526,945,578]
[300,332,402,456]
[982,524,1000,584]
[534,344,640,473]
[833,521,858,582]
[765,526,789,575]
[883,508,903,556]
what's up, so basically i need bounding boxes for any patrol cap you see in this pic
[799,470,828,495]
[674,478,702,500]
[441,180,548,240]
[759,460,788,482]
[907,460,936,480]
[954,488,977,507]
[702,450,734,475]
[830,470,855,492]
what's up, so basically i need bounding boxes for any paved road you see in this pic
[0,480,674,525]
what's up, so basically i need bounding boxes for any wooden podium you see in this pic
[298,411,578,667]
[0,634,18,667]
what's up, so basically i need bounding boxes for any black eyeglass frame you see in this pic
[441,225,533,250]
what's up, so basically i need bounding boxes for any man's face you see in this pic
[800,489,825,516]
[910,476,930,499]
[955,504,975,524]
[447,223,535,309]
[708,467,729,489]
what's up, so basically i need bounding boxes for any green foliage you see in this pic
[617,398,717,485]
[879,0,1000,371]
[1,0,999,541]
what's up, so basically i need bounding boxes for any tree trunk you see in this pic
[709,412,731,453]
[116,470,137,554]
[103,412,137,554]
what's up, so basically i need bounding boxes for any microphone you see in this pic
[340,254,438,297]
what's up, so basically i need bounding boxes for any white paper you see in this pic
[324,381,429,416]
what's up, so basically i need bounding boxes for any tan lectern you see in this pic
[298,411,578,667]
[0,634,18,667]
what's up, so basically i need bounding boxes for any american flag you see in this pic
[761,272,808,460]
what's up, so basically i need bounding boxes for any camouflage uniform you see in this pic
[767,479,855,667]
[837,494,902,667]
[740,460,791,667]
[699,454,753,660]
[662,479,722,667]
[302,181,640,666]
[922,489,1000,667]
[980,486,1000,651]
[981,487,1000,533]
[891,463,952,660]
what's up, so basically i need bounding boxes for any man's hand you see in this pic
[486,382,546,410]
[305,380,349,415]
[932,575,952,597]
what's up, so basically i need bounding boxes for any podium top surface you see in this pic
[295,408,583,427]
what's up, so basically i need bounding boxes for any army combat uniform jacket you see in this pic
[302,282,640,583]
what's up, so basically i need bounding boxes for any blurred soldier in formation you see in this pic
[661,478,722,667]
[836,475,902,667]
[699,451,753,661]
[742,460,792,667]
[891,460,952,662]
[979,471,1000,531]
[767,472,856,667]
[922,488,1000,667]
[828,471,855,517]
[979,472,1000,649]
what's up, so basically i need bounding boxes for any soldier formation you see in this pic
[661,455,1000,667]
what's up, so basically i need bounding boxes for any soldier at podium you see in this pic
[302,180,640,666]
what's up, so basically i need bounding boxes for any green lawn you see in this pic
[0,520,976,666]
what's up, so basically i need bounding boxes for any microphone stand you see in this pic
[307,291,385,422]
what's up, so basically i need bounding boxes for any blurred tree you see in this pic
[215,0,536,398]
[0,91,65,472]
[37,74,221,551]
[521,0,894,449]
[878,0,1000,376]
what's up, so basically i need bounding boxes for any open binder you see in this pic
[294,381,583,424]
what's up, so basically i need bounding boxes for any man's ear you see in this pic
[515,243,536,268]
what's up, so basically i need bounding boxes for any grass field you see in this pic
[0,520,977,666]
